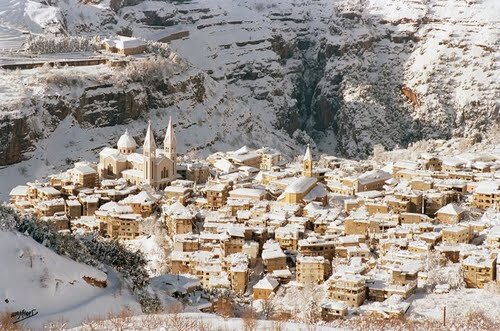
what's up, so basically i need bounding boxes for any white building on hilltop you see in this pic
[97,118,177,189]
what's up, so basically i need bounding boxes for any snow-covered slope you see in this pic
[0,0,63,49]
[0,230,141,329]
[59,0,496,157]
[0,0,498,196]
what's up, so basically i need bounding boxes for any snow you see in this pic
[229,187,266,198]
[254,276,279,290]
[436,203,465,216]
[0,230,141,329]
[407,288,500,321]
[68,312,344,331]
[284,176,317,194]
[117,129,138,149]
[124,235,168,277]
[9,185,28,196]
[303,145,312,161]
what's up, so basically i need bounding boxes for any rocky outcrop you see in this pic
[0,84,147,166]
[0,117,32,165]
[1,0,497,167]
[82,276,107,288]
[401,86,421,107]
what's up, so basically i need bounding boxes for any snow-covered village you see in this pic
[2,116,500,330]
[0,0,499,330]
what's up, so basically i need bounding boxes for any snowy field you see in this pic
[0,230,142,329]
[0,0,62,50]
[69,312,346,331]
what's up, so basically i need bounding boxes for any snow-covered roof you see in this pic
[121,169,144,178]
[99,201,133,214]
[127,153,144,164]
[117,129,137,149]
[297,255,325,264]
[254,276,279,290]
[66,199,81,206]
[232,146,251,155]
[284,176,317,194]
[462,255,495,268]
[229,187,266,198]
[442,157,465,167]
[71,165,96,175]
[394,161,420,170]
[9,185,28,196]
[436,203,465,215]
[164,186,191,194]
[38,186,61,195]
[163,201,194,218]
[303,145,312,161]
[321,301,348,310]
[474,180,500,195]
[121,191,159,205]
[206,183,228,193]
[358,169,392,185]
[271,268,292,278]
[303,184,327,202]
[99,147,120,158]
[262,247,286,260]
[214,158,236,173]
[105,36,145,50]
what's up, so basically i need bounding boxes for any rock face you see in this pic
[0,53,298,168]
[0,0,498,167]
[82,275,107,288]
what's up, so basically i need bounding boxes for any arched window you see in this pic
[161,167,169,178]
[107,164,113,176]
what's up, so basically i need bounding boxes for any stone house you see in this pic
[229,265,248,294]
[173,234,200,252]
[321,301,348,319]
[275,225,301,251]
[65,199,82,219]
[36,198,65,217]
[262,241,287,272]
[163,202,194,235]
[441,225,471,244]
[102,36,146,55]
[164,185,193,205]
[356,170,392,193]
[472,181,500,211]
[206,182,232,210]
[462,255,496,288]
[399,212,432,224]
[420,153,442,171]
[298,235,336,260]
[253,276,280,300]
[436,203,466,224]
[328,275,366,307]
[107,214,141,240]
[67,164,97,188]
[121,191,160,217]
[296,255,328,285]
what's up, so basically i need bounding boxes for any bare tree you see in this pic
[260,299,276,320]
[242,308,258,331]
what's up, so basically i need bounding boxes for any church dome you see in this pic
[117,129,137,149]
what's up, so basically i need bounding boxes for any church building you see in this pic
[97,118,177,190]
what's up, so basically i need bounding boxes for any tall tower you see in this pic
[164,116,177,179]
[143,121,157,185]
[164,116,177,163]
[302,144,313,177]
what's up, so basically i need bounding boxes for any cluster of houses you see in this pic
[8,122,500,318]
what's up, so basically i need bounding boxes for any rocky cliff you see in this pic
[0,0,498,170]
